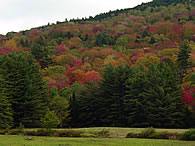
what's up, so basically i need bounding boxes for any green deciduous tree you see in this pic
[41,111,60,130]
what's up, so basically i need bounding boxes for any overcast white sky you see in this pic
[0,0,152,35]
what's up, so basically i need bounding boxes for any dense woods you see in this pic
[0,0,195,129]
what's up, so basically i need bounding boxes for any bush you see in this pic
[150,132,179,140]
[180,129,195,141]
[58,130,81,137]
[94,129,110,137]
[0,129,6,135]
[139,127,155,138]
[126,132,140,138]
[41,111,60,130]
[24,129,81,137]
[7,129,24,135]
[126,128,179,140]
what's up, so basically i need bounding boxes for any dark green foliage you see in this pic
[99,64,131,126]
[125,60,190,128]
[177,40,192,81]
[57,130,81,137]
[31,44,55,69]
[124,66,148,127]
[0,75,13,129]
[70,82,101,127]
[180,129,195,141]
[140,60,188,128]
[0,51,49,128]
[95,31,115,47]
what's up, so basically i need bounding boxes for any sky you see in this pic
[0,0,152,35]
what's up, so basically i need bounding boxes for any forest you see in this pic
[0,0,194,129]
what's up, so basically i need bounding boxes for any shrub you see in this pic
[180,129,195,141]
[58,130,81,137]
[24,129,81,137]
[126,128,179,140]
[150,132,179,139]
[0,129,6,135]
[7,129,24,135]
[41,111,60,130]
[34,129,57,136]
[126,132,140,138]
[94,129,110,137]
[139,127,156,138]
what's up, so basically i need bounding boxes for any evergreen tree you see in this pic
[75,82,101,127]
[106,64,131,126]
[0,51,49,128]
[141,60,189,128]
[124,65,148,127]
[99,64,131,126]
[177,40,192,82]
[0,75,13,129]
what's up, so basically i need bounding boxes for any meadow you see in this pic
[1,127,194,146]
[0,135,195,146]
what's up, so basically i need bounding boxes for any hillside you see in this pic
[0,0,194,129]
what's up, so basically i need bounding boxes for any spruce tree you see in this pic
[0,51,48,128]
[0,75,13,129]
[107,64,131,126]
[124,65,148,127]
[177,40,192,82]
[141,60,188,128]
[98,64,131,126]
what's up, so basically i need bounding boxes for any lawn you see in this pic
[0,135,195,146]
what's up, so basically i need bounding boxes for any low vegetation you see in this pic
[0,135,195,146]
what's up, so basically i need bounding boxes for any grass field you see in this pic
[25,127,188,138]
[0,135,195,146]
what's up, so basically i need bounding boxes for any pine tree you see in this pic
[0,51,49,128]
[177,40,192,82]
[75,82,101,127]
[141,60,188,128]
[98,64,131,126]
[124,65,148,127]
[0,75,13,129]
[106,64,131,126]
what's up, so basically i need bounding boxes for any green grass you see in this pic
[0,135,195,146]
[24,127,188,138]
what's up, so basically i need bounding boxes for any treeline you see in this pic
[70,0,192,22]
[0,41,194,129]
[70,59,194,128]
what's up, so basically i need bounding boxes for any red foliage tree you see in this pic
[55,45,69,54]
[182,85,195,109]
[84,71,101,84]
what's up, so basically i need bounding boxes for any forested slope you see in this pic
[0,0,194,129]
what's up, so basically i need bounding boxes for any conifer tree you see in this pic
[0,51,48,128]
[0,75,13,129]
[124,65,148,127]
[141,60,188,128]
[99,64,131,126]
[177,40,192,82]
